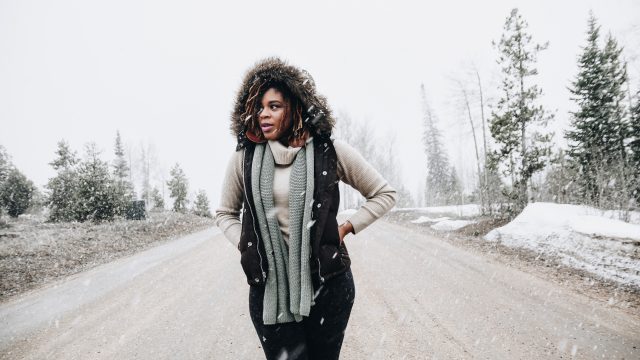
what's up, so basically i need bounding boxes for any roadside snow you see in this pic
[394,204,481,217]
[410,216,450,224]
[569,215,640,240]
[431,220,477,231]
[485,202,640,288]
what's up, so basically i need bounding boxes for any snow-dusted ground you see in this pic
[0,211,216,300]
[393,204,481,217]
[430,219,477,231]
[410,216,450,224]
[485,202,640,288]
[393,205,480,231]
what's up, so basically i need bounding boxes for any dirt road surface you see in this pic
[1,221,638,359]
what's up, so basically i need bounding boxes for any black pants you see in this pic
[249,268,356,360]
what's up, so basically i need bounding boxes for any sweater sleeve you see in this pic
[215,149,244,249]
[334,139,397,234]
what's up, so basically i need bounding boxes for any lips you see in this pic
[260,123,274,132]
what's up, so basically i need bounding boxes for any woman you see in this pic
[215,57,396,360]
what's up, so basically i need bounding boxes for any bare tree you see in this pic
[454,77,484,212]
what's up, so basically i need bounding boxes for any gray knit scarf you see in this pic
[251,138,315,325]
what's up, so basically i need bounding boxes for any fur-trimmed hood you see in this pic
[230,57,335,150]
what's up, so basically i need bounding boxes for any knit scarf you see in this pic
[251,138,315,325]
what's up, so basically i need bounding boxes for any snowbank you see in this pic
[394,204,481,217]
[485,202,640,288]
[410,216,450,224]
[430,220,477,231]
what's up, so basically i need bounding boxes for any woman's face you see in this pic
[258,87,291,141]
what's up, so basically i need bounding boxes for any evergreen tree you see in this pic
[150,186,165,210]
[629,87,640,205]
[447,166,462,205]
[489,8,553,214]
[421,84,456,206]
[0,168,35,217]
[540,149,580,204]
[601,34,631,209]
[565,14,630,208]
[112,131,135,216]
[0,146,10,216]
[167,163,188,213]
[46,140,80,222]
[0,145,9,185]
[75,143,117,222]
[193,189,211,217]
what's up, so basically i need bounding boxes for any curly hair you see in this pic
[241,78,306,144]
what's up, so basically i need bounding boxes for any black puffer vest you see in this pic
[237,136,351,286]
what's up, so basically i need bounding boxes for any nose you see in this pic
[258,108,269,120]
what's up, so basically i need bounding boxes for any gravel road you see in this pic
[1,221,638,359]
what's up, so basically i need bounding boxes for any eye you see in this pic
[270,105,279,110]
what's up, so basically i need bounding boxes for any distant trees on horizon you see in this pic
[0,131,212,223]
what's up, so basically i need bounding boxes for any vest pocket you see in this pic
[338,241,351,268]
[319,243,350,277]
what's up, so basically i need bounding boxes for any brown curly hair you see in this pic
[241,78,306,144]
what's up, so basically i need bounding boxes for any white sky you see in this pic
[1,0,639,207]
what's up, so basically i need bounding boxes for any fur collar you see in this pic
[230,57,335,150]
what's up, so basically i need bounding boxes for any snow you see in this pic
[403,206,478,230]
[410,216,450,224]
[570,215,640,240]
[394,204,481,217]
[485,202,640,287]
[430,220,477,231]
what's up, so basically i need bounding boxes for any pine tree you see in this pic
[75,143,117,222]
[540,149,580,204]
[0,168,35,217]
[629,87,640,205]
[0,145,9,185]
[167,163,188,213]
[447,166,462,205]
[565,14,630,208]
[193,189,211,217]
[489,8,553,214]
[112,131,135,216]
[421,84,456,206]
[46,140,80,222]
[0,146,10,217]
[150,186,165,210]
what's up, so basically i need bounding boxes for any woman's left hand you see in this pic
[338,221,354,244]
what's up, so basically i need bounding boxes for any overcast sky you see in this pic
[1,0,639,207]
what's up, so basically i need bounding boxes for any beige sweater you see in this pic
[215,138,397,248]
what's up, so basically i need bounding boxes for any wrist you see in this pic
[341,221,355,235]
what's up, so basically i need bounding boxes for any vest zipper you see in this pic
[243,149,267,282]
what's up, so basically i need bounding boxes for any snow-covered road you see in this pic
[1,222,638,359]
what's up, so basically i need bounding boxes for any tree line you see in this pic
[0,131,212,222]
[420,9,639,218]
